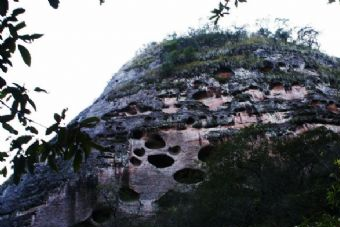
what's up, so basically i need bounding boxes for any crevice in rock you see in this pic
[133,148,145,157]
[192,90,213,100]
[121,102,138,115]
[193,80,207,89]
[260,60,274,73]
[148,154,174,168]
[186,116,195,125]
[130,157,142,166]
[168,146,181,155]
[270,82,284,90]
[145,134,166,149]
[173,168,205,184]
[278,62,286,67]
[214,67,235,83]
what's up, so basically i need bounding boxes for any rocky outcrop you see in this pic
[1,32,340,227]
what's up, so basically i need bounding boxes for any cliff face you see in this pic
[1,31,340,227]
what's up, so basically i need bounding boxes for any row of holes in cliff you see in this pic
[128,132,211,169]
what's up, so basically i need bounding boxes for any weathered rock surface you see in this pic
[1,33,340,227]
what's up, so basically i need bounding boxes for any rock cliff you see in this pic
[1,30,340,227]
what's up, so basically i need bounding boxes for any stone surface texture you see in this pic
[1,34,340,227]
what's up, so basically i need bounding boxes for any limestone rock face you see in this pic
[1,34,340,227]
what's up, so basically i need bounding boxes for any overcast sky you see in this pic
[1,0,340,183]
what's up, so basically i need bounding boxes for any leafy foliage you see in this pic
[297,27,320,49]
[149,126,340,227]
[210,0,247,25]
[0,0,106,183]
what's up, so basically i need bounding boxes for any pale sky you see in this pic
[1,0,340,184]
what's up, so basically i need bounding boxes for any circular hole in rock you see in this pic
[260,60,274,73]
[214,67,234,83]
[192,90,212,100]
[186,117,195,125]
[133,148,145,157]
[174,168,205,184]
[198,145,214,162]
[168,146,181,155]
[130,157,142,166]
[193,80,206,89]
[148,154,174,168]
[277,62,286,67]
[270,82,284,90]
[119,187,140,202]
[92,208,111,223]
[131,129,144,139]
[145,134,166,149]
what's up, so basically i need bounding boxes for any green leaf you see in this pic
[0,76,6,89]
[27,98,36,111]
[0,151,9,162]
[0,167,7,177]
[26,126,38,134]
[73,149,83,171]
[46,123,58,135]
[48,154,58,171]
[18,45,31,66]
[2,122,18,135]
[15,22,26,31]
[13,155,26,184]
[64,145,76,160]
[89,140,105,152]
[12,8,25,16]
[28,34,43,40]
[11,135,33,151]
[48,0,60,9]
[61,108,68,119]
[25,141,39,173]
[54,113,61,123]
[0,114,15,123]
[34,87,48,93]
[0,0,9,16]
[19,34,44,42]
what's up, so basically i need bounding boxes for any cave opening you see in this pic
[133,148,145,157]
[192,90,212,100]
[174,168,205,184]
[168,145,181,155]
[145,134,166,149]
[130,157,142,166]
[148,154,174,168]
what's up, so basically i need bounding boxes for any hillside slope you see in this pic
[1,28,340,227]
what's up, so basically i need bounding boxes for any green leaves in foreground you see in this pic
[48,0,60,9]
[8,109,105,184]
[210,0,247,25]
[329,0,340,4]
[18,45,31,66]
